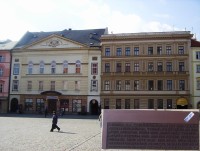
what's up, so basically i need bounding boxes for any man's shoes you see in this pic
[50,130,53,132]
[58,128,60,132]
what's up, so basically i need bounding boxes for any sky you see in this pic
[0,0,200,41]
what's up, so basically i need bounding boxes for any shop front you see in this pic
[176,97,188,109]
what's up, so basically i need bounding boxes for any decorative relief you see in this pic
[47,39,62,47]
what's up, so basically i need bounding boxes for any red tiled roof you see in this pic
[191,39,200,47]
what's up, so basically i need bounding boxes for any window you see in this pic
[104,99,109,109]
[134,47,139,55]
[0,56,5,62]
[157,46,162,55]
[157,80,163,90]
[179,80,185,90]
[179,62,185,72]
[166,62,172,72]
[116,80,121,90]
[50,81,55,91]
[125,80,131,90]
[148,47,153,55]
[28,61,33,74]
[148,62,154,72]
[105,48,110,56]
[125,47,130,56]
[72,99,81,112]
[75,81,80,90]
[134,63,139,72]
[39,61,44,74]
[197,80,200,90]
[178,46,184,55]
[51,61,56,74]
[0,68,3,76]
[167,99,172,109]
[92,57,98,61]
[196,65,200,73]
[116,48,122,56]
[24,99,33,111]
[148,99,154,109]
[125,99,130,109]
[105,63,110,73]
[125,63,130,72]
[105,81,110,90]
[166,46,172,55]
[134,80,139,90]
[76,60,81,73]
[36,99,44,112]
[63,61,68,73]
[116,99,121,109]
[0,83,3,93]
[39,81,43,91]
[134,99,140,109]
[196,52,200,59]
[27,81,32,91]
[148,80,154,90]
[116,63,122,72]
[91,80,98,91]
[12,80,19,91]
[167,80,172,90]
[157,62,163,72]
[157,99,163,109]
[91,63,98,75]
[13,64,20,75]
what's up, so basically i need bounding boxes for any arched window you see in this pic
[28,61,33,74]
[39,61,45,74]
[0,67,3,76]
[51,61,56,74]
[76,60,81,73]
[63,60,68,73]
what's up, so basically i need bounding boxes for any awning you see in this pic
[177,98,188,106]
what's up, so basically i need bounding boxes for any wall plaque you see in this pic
[102,109,199,150]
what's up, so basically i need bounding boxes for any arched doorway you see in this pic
[10,98,18,112]
[176,98,188,109]
[197,101,200,109]
[90,100,98,115]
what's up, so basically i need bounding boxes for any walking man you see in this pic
[50,111,60,132]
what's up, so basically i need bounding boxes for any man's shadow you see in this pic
[58,131,76,134]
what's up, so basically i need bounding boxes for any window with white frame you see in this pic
[116,48,122,56]
[125,47,130,56]
[125,63,130,72]
[12,80,19,91]
[13,64,20,75]
[0,56,5,62]
[179,62,185,72]
[105,48,110,56]
[75,81,80,90]
[148,62,154,72]
[105,63,110,73]
[0,67,3,76]
[28,61,33,74]
[76,60,81,73]
[63,60,68,73]
[166,62,172,72]
[167,80,172,90]
[125,80,130,90]
[27,81,32,91]
[166,46,172,55]
[179,80,185,90]
[157,46,162,55]
[116,80,121,90]
[39,61,44,74]
[104,80,110,90]
[134,80,139,90]
[116,63,122,72]
[91,80,98,91]
[134,47,139,55]
[148,47,153,55]
[134,63,139,72]
[72,99,81,112]
[178,46,184,55]
[196,51,200,60]
[91,63,98,75]
[157,62,163,72]
[51,61,56,74]
[24,99,33,111]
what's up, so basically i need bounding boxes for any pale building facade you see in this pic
[190,39,200,109]
[9,29,106,114]
[100,31,193,110]
[0,41,17,113]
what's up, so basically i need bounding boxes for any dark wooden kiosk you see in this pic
[101,109,199,150]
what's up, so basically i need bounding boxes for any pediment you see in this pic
[25,35,85,49]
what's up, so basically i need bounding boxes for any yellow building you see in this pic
[100,31,193,109]
[9,28,107,114]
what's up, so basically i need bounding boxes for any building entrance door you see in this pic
[90,100,99,115]
[10,98,18,112]
[48,99,57,113]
